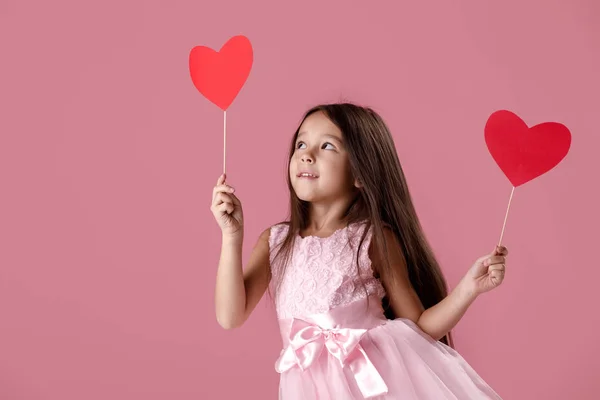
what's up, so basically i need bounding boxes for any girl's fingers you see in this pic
[229,192,241,206]
[488,263,506,272]
[212,183,235,202]
[490,269,505,284]
[494,245,508,256]
[485,255,505,266]
[213,192,233,207]
[213,183,234,193]
[217,202,234,214]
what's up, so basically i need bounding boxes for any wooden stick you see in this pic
[498,186,515,246]
[223,110,227,174]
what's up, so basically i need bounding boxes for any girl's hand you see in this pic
[210,173,244,236]
[463,245,508,296]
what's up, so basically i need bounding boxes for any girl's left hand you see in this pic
[463,245,508,295]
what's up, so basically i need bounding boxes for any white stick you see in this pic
[498,186,515,246]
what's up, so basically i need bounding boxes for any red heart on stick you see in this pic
[189,35,253,111]
[484,110,571,187]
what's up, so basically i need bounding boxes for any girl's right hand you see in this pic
[211,173,244,236]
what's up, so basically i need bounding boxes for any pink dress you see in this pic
[268,221,503,400]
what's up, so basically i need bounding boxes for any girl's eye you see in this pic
[295,141,335,150]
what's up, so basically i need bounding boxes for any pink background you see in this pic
[1,0,598,399]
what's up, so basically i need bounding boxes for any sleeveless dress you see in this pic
[268,221,503,400]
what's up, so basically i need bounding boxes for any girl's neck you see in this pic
[305,209,350,234]
[300,220,349,239]
[305,193,358,230]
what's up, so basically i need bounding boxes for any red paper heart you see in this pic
[189,35,253,111]
[484,110,571,187]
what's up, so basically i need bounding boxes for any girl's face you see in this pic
[290,111,357,203]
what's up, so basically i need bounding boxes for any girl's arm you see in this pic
[214,227,271,329]
[415,281,477,341]
[371,228,476,341]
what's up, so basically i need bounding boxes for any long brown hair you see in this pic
[269,103,453,347]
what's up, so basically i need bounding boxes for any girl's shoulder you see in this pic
[269,221,290,233]
[267,221,291,247]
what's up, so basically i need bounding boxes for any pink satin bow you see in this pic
[275,317,389,398]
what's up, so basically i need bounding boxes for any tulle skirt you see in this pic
[277,317,502,400]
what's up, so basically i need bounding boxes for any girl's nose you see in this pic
[301,155,313,163]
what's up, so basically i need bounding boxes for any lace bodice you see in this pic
[268,221,386,319]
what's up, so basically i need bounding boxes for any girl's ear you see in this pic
[354,178,363,188]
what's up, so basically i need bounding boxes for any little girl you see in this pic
[211,103,508,399]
